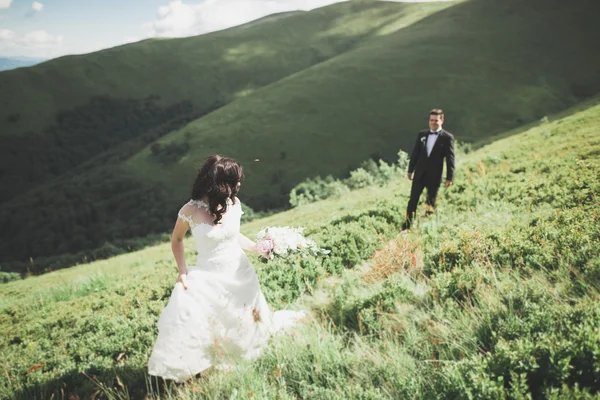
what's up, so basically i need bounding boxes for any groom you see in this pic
[402,109,455,231]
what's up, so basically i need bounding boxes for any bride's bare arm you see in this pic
[171,217,189,289]
[238,233,259,254]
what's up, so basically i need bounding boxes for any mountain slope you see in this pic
[0,1,452,267]
[0,1,448,137]
[0,0,449,206]
[127,0,600,210]
[1,99,598,399]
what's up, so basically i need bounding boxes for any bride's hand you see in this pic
[258,249,271,259]
[176,273,189,290]
[255,244,271,259]
[255,239,273,259]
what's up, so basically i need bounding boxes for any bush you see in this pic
[328,275,417,335]
[289,151,405,207]
[289,176,349,207]
[0,271,21,284]
[257,255,324,305]
[397,150,410,172]
[347,168,375,189]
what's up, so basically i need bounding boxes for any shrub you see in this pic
[289,176,349,207]
[347,168,375,189]
[0,271,21,284]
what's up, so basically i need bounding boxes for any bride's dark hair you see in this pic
[190,154,244,224]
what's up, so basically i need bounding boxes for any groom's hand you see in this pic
[445,180,453,188]
[407,172,413,180]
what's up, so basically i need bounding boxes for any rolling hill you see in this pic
[0,1,453,268]
[1,1,443,204]
[2,0,600,271]
[0,99,598,399]
[127,0,600,211]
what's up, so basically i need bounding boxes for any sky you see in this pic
[0,0,449,59]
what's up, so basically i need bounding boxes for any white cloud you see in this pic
[146,0,453,39]
[123,36,142,45]
[0,29,14,41]
[31,1,44,12]
[20,30,63,47]
[148,0,344,38]
[0,0,453,58]
[0,30,64,57]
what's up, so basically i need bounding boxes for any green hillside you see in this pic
[1,98,598,399]
[128,0,600,212]
[0,0,446,204]
[2,0,600,272]
[0,1,419,136]
[0,1,453,268]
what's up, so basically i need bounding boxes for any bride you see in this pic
[148,154,305,381]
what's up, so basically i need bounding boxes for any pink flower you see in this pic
[257,239,274,256]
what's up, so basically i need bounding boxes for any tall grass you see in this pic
[1,103,599,398]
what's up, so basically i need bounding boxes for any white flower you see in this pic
[256,226,329,260]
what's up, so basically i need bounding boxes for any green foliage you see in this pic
[257,255,325,305]
[397,150,410,173]
[239,202,277,224]
[0,96,196,204]
[127,0,600,216]
[455,140,473,157]
[315,203,405,274]
[0,272,21,284]
[328,274,419,336]
[150,138,191,165]
[347,167,375,190]
[289,157,402,208]
[42,273,109,303]
[2,53,600,400]
[255,201,405,306]
[289,176,349,207]
[433,287,600,399]
[0,97,201,270]
[5,0,600,271]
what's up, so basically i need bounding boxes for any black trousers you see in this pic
[403,176,440,229]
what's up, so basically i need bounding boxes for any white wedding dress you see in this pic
[148,198,305,381]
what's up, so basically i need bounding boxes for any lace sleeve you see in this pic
[177,203,198,229]
[178,212,196,229]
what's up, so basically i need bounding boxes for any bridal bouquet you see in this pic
[256,226,330,259]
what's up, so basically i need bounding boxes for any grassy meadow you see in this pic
[2,1,439,137]
[3,0,600,272]
[127,0,600,210]
[1,99,599,398]
[0,0,452,268]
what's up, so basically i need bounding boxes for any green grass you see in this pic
[4,0,600,267]
[1,96,599,399]
[127,0,600,210]
[2,1,440,137]
[0,0,453,266]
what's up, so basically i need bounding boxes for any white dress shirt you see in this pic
[426,128,442,157]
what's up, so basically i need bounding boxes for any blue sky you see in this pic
[0,0,447,59]
[0,0,169,57]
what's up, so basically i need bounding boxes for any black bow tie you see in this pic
[429,131,440,135]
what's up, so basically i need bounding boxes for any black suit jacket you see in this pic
[408,129,455,185]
